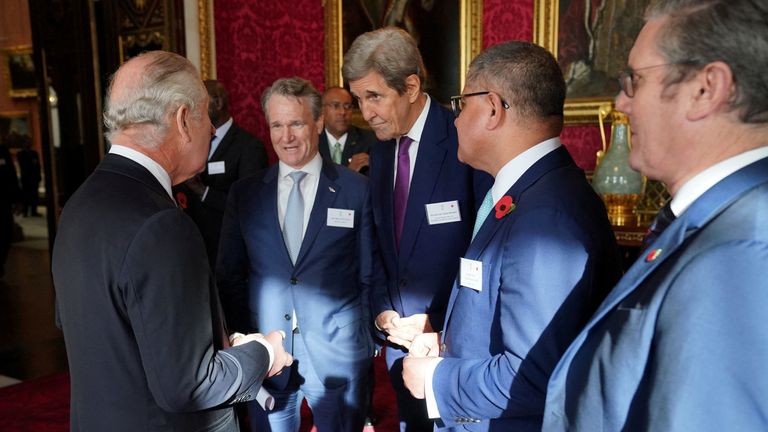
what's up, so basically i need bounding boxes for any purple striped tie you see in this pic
[393,136,413,247]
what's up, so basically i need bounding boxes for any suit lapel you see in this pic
[318,132,331,162]
[377,140,398,265]
[262,166,292,265]
[295,161,340,267]
[210,124,237,162]
[342,128,359,163]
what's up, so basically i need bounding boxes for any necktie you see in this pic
[332,141,343,164]
[472,190,494,240]
[642,202,676,249]
[393,136,413,247]
[283,171,307,263]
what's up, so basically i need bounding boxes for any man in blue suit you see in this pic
[544,1,768,430]
[344,26,490,431]
[217,77,377,431]
[401,41,621,431]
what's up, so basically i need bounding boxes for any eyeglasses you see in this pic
[450,91,510,117]
[618,62,696,98]
[325,102,354,111]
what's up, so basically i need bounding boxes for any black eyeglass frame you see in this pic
[450,91,510,117]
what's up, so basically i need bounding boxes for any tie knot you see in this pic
[289,171,307,185]
[399,136,413,155]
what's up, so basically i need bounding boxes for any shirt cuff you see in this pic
[425,357,443,419]
[254,338,274,371]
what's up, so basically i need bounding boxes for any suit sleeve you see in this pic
[357,182,385,340]
[432,208,600,424]
[216,182,254,333]
[120,209,269,412]
[628,241,768,431]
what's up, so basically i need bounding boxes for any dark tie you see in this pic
[393,136,413,247]
[642,203,676,249]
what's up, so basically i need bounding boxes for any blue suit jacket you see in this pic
[432,147,621,431]
[544,156,768,431]
[369,101,490,333]
[217,160,377,388]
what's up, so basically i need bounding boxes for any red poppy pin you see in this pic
[645,248,662,262]
[176,191,188,209]
[495,195,515,219]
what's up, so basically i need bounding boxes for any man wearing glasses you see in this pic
[400,40,621,430]
[545,0,768,429]
[319,86,377,174]
[344,27,490,431]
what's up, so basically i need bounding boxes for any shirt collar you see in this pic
[670,146,768,216]
[491,137,562,203]
[400,94,431,144]
[278,151,323,179]
[325,129,348,146]
[209,117,234,159]
[108,144,173,200]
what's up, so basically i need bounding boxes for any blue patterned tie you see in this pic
[472,190,493,240]
[283,171,307,263]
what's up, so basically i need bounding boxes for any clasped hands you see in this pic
[230,330,293,378]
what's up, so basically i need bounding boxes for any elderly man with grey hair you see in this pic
[52,50,292,432]
[344,26,490,432]
[545,0,768,430]
[217,77,379,431]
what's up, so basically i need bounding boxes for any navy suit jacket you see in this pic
[432,147,621,431]
[217,160,377,388]
[318,125,376,169]
[545,156,768,431]
[52,154,270,432]
[369,101,490,334]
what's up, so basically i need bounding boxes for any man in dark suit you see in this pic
[400,41,621,431]
[51,51,292,432]
[318,86,376,174]
[217,77,378,432]
[16,138,41,217]
[545,1,768,430]
[344,26,490,431]
[175,79,268,267]
[0,141,21,279]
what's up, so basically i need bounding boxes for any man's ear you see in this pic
[176,105,192,143]
[485,92,505,130]
[315,114,325,135]
[405,74,422,103]
[687,61,734,121]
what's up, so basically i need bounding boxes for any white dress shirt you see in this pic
[393,94,431,188]
[108,145,174,201]
[209,117,233,160]
[325,129,348,154]
[277,152,323,236]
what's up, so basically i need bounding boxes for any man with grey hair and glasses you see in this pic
[545,0,768,430]
[344,26,490,431]
[217,77,378,431]
[52,51,292,432]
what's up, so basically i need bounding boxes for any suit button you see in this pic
[284,314,291,321]
[399,278,407,287]
[290,278,298,285]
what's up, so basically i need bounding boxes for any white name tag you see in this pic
[460,257,483,291]
[327,208,355,228]
[425,200,462,225]
[208,161,226,175]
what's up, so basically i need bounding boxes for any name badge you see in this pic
[208,161,225,175]
[425,200,461,225]
[460,257,483,291]
[327,208,355,228]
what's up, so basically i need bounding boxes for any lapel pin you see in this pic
[645,248,663,262]
[329,186,336,193]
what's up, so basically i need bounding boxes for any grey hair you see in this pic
[467,41,565,122]
[647,0,768,123]
[342,27,425,94]
[261,77,322,121]
[103,51,206,148]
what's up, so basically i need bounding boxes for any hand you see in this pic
[402,356,438,399]
[375,310,400,333]
[408,332,440,358]
[347,153,369,173]
[262,331,293,378]
[385,313,434,349]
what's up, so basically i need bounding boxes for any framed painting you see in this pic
[534,0,649,124]
[2,46,37,98]
[324,0,483,106]
[0,111,32,150]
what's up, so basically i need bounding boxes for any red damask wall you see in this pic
[215,0,601,168]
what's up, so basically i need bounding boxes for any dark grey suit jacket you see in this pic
[318,126,376,172]
[52,154,270,432]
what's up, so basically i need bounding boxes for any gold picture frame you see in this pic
[534,0,648,124]
[324,0,483,101]
[0,111,33,150]
[2,46,37,99]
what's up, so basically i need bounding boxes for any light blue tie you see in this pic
[472,190,493,240]
[283,171,307,263]
[332,141,343,164]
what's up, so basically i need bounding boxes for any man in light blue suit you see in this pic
[344,27,491,431]
[544,1,768,430]
[217,77,377,432]
[400,41,622,431]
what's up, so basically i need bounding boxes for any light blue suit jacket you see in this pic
[544,156,768,431]
[432,147,621,431]
[217,161,377,389]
